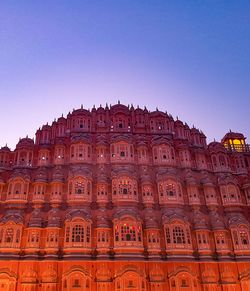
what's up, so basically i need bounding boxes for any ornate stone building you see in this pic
[0,102,250,290]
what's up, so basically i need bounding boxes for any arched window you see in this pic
[204,185,218,205]
[64,218,91,248]
[219,154,226,166]
[27,229,41,248]
[187,185,200,205]
[110,142,134,162]
[142,184,154,204]
[158,179,183,205]
[112,177,138,202]
[70,143,92,163]
[13,183,21,195]
[137,146,148,164]
[153,145,175,165]
[231,225,250,251]
[97,229,110,244]
[68,177,92,202]
[150,118,168,133]
[113,217,143,248]
[220,183,241,205]
[5,228,14,243]
[214,231,230,254]
[212,155,217,168]
[33,182,46,202]
[234,156,246,173]
[196,231,211,252]
[96,146,108,163]
[96,183,108,202]
[54,146,65,164]
[146,229,161,251]
[45,229,59,248]
[179,150,191,167]
[16,149,33,166]
[215,232,226,245]
[0,222,22,249]
[38,149,50,166]
[212,154,229,172]
[50,182,63,202]
[164,221,192,251]
[196,153,207,169]
[72,225,84,242]
[6,178,29,202]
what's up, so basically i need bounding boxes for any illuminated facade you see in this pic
[0,102,250,290]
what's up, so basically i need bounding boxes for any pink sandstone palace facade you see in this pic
[0,102,250,290]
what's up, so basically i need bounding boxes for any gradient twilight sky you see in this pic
[0,1,249,149]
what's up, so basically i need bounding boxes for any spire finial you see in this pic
[81,104,83,109]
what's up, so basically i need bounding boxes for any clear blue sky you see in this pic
[0,1,249,149]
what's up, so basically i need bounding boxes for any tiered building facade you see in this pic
[0,102,250,290]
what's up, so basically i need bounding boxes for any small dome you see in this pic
[175,119,184,127]
[33,168,47,182]
[209,210,225,230]
[222,131,245,142]
[96,209,110,228]
[110,103,130,114]
[42,124,51,130]
[191,127,200,134]
[48,208,61,227]
[96,105,105,113]
[149,110,166,118]
[57,116,66,123]
[71,133,92,144]
[29,209,43,227]
[0,145,10,152]
[134,106,144,113]
[193,210,209,230]
[208,141,227,153]
[16,137,34,149]
[144,215,159,229]
[71,107,91,117]
[52,166,64,182]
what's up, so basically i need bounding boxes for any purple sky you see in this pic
[0,1,249,149]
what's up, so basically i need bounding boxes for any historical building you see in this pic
[0,102,250,290]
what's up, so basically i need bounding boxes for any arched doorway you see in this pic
[62,267,91,291]
[115,270,146,291]
[0,270,17,291]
